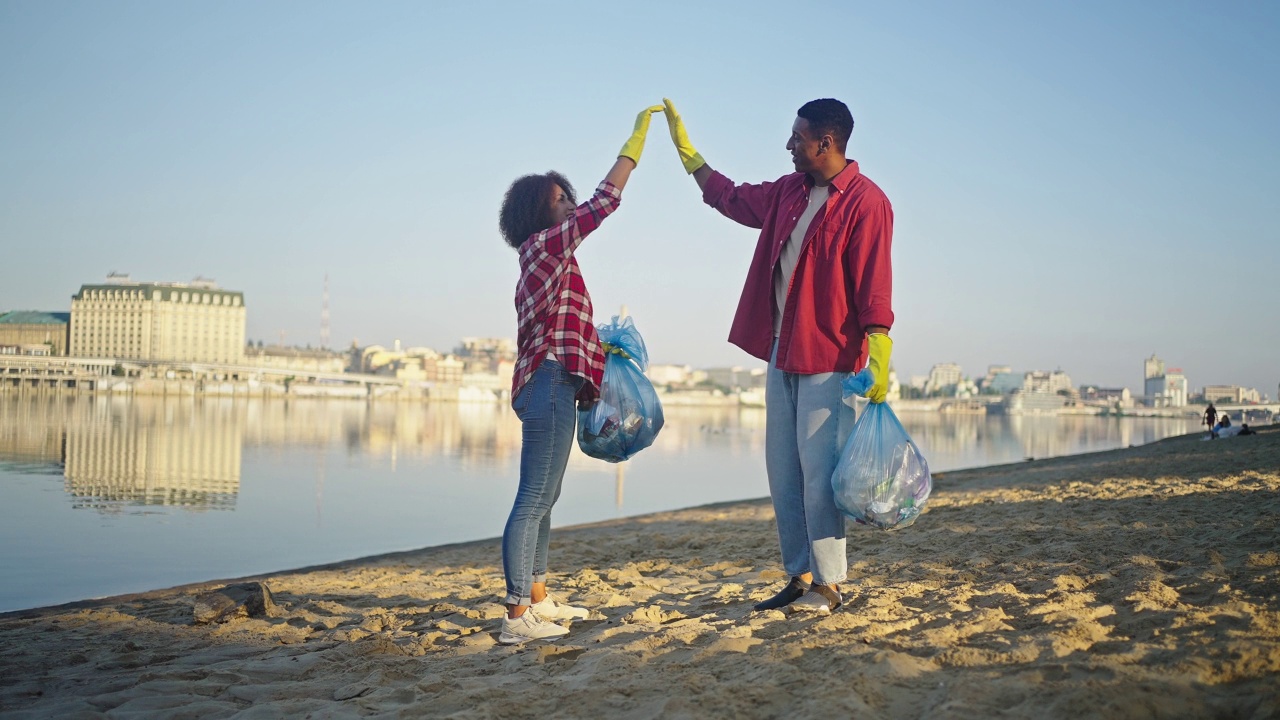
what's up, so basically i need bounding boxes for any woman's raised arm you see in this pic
[605,105,664,190]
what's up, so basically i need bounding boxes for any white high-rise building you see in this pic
[1148,373,1188,407]
[70,276,245,364]
[924,363,963,396]
[1142,353,1188,407]
[1144,354,1165,380]
[1023,370,1073,395]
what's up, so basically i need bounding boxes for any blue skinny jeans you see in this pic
[502,358,583,605]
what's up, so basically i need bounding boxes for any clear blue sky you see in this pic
[2,1,1277,396]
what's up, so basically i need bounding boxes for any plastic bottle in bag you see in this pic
[831,369,932,529]
[577,317,664,462]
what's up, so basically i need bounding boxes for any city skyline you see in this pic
[1,271,1269,400]
[2,2,1276,394]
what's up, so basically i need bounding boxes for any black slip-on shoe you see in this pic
[753,576,812,611]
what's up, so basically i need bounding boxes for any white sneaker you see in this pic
[531,595,590,621]
[498,609,570,645]
[787,586,842,615]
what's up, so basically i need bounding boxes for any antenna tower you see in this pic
[320,273,331,349]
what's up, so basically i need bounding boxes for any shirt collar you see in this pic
[803,159,861,193]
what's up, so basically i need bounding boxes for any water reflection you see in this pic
[647,406,766,458]
[897,411,1198,471]
[241,401,524,470]
[0,397,1197,516]
[0,397,242,511]
[236,400,767,474]
[0,398,65,466]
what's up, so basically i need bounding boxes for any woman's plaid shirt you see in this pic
[510,181,621,407]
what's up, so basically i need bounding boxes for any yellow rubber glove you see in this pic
[866,334,893,404]
[662,98,706,173]
[618,105,665,165]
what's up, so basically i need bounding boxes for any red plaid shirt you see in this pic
[510,181,621,407]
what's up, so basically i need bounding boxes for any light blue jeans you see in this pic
[502,358,583,605]
[765,340,854,586]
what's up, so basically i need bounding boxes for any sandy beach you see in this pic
[1,425,1277,719]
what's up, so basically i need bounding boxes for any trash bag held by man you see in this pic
[831,369,932,529]
[577,316,665,462]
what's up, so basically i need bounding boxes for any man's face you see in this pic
[786,117,824,173]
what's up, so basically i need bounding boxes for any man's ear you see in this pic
[819,135,833,153]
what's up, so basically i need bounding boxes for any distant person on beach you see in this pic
[661,98,894,615]
[496,105,663,644]
[1205,403,1218,437]
[1215,414,1244,438]
[1207,412,1233,439]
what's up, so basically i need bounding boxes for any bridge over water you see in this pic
[0,356,114,391]
[1213,403,1280,417]
[0,356,404,393]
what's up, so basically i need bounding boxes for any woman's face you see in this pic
[549,185,574,225]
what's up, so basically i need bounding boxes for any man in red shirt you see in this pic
[662,98,894,614]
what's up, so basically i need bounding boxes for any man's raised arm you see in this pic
[662,98,775,229]
[662,98,712,192]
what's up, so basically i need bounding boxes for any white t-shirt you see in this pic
[773,184,830,336]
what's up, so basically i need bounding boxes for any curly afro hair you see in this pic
[499,171,576,249]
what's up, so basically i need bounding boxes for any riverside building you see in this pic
[1142,355,1187,408]
[1202,384,1260,404]
[69,276,245,364]
[924,362,963,397]
[0,311,70,356]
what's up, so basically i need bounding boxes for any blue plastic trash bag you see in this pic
[577,316,665,462]
[831,369,932,529]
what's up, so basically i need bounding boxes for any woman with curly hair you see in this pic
[497,105,663,644]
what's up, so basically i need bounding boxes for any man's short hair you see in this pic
[797,99,854,152]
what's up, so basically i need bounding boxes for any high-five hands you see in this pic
[661,98,706,174]
[618,105,667,165]
[616,99,705,173]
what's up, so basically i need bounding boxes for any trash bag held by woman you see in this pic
[831,369,932,529]
[577,316,665,462]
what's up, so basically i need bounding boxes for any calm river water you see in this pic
[0,395,1198,612]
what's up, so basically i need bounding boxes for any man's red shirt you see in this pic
[702,160,894,374]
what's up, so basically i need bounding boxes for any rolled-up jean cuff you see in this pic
[504,592,530,606]
[532,572,547,584]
